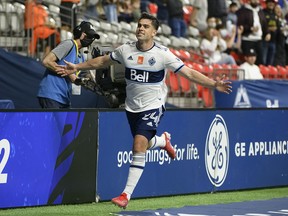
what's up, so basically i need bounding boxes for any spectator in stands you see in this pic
[118,0,134,22]
[239,48,264,79]
[84,0,100,19]
[56,12,232,208]
[154,0,169,24]
[166,0,187,37]
[131,0,141,21]
[140,0,151,13]
[190,0,208,33]
[206,16,223,29]
[227,2,239,25]
[60,0,80,31]
[226,24,245,64]
[207,0,228,26]
[226,1,240,44]
[102,0,118,22]
[236,0,270,65]
[37,21,100,108]
[263,0,278,65]
[200,27,237,65]
[274,3,288,66]
[24,0,60,58]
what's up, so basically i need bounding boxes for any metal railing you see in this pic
[0,0,77,59]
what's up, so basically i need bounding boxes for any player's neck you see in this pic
[136,40,154,52]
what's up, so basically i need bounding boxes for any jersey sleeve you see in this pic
[110,44,125,64]
[163,48,185,73]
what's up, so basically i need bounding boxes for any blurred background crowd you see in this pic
[1,0,288,66]
[1,0,288,108]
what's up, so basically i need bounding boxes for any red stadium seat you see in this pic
[179,76,193,96]
[212,64,222,69]
[277,66,288,79]
[259,65,270,79]
[197,85,213,108]
[190,50,206,64]
[178,49,191,61]
[191,62,204,72]
[167,71,180,96]
[231,64,240,69]
[148,3,158,17]
[212,64,227,79]
[183,5,193,25]
[230,64,241,80]
[170,48,182,59]
[267,65,278,79]
[185,61,193,69]
[203,64,213,77]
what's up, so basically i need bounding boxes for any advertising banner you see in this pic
[97,109,288,201]
[0,111,97,208]
[214,80,288,108]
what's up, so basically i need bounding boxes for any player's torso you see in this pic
[119,42,168,112]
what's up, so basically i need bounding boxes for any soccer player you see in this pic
[56,12,232,208]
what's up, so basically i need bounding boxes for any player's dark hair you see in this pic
[139,12,160,30]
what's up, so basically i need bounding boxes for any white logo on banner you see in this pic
[0,139,10,184]
[205,115,229,187]
[233,84,251,108]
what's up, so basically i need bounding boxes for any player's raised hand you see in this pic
[56,60,77,77]
[215,75,232,94]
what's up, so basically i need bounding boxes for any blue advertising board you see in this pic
[0,111,97,208]
[214,80,288,108]
[97,109,288,201]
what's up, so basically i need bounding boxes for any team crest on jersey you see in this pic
[137,56,144,64]
[148,57,156,66]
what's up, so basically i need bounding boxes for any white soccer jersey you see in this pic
[110,41,184,113]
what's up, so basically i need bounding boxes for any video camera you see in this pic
[75,45,126,108]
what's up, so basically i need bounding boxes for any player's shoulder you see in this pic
[123,41,137,47]
[117,41,137,52]
[153,42,169,52]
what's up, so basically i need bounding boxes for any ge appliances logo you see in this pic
[205,115,229,187]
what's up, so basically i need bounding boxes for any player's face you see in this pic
[136,19,157,41]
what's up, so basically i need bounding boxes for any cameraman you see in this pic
[37,21,99,108]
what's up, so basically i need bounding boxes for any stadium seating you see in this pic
[148,3,158,17]
[202,64,213,77]
[2,0,288,109]
[259,64,270,79]
[277,66,288,79]
[178,49,191,61]
[167,71,180,97]
[161,24,172,36]
[197,85,213,108]
[267,65,278,79]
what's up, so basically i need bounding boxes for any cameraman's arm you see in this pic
[43,52,78,83]
[68,74,77,83]
[42,52,60,72]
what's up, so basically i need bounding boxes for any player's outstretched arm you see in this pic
[56,55,113,77]
[178,65,232,94]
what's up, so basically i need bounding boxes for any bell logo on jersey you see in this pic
[130,69,149,82]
